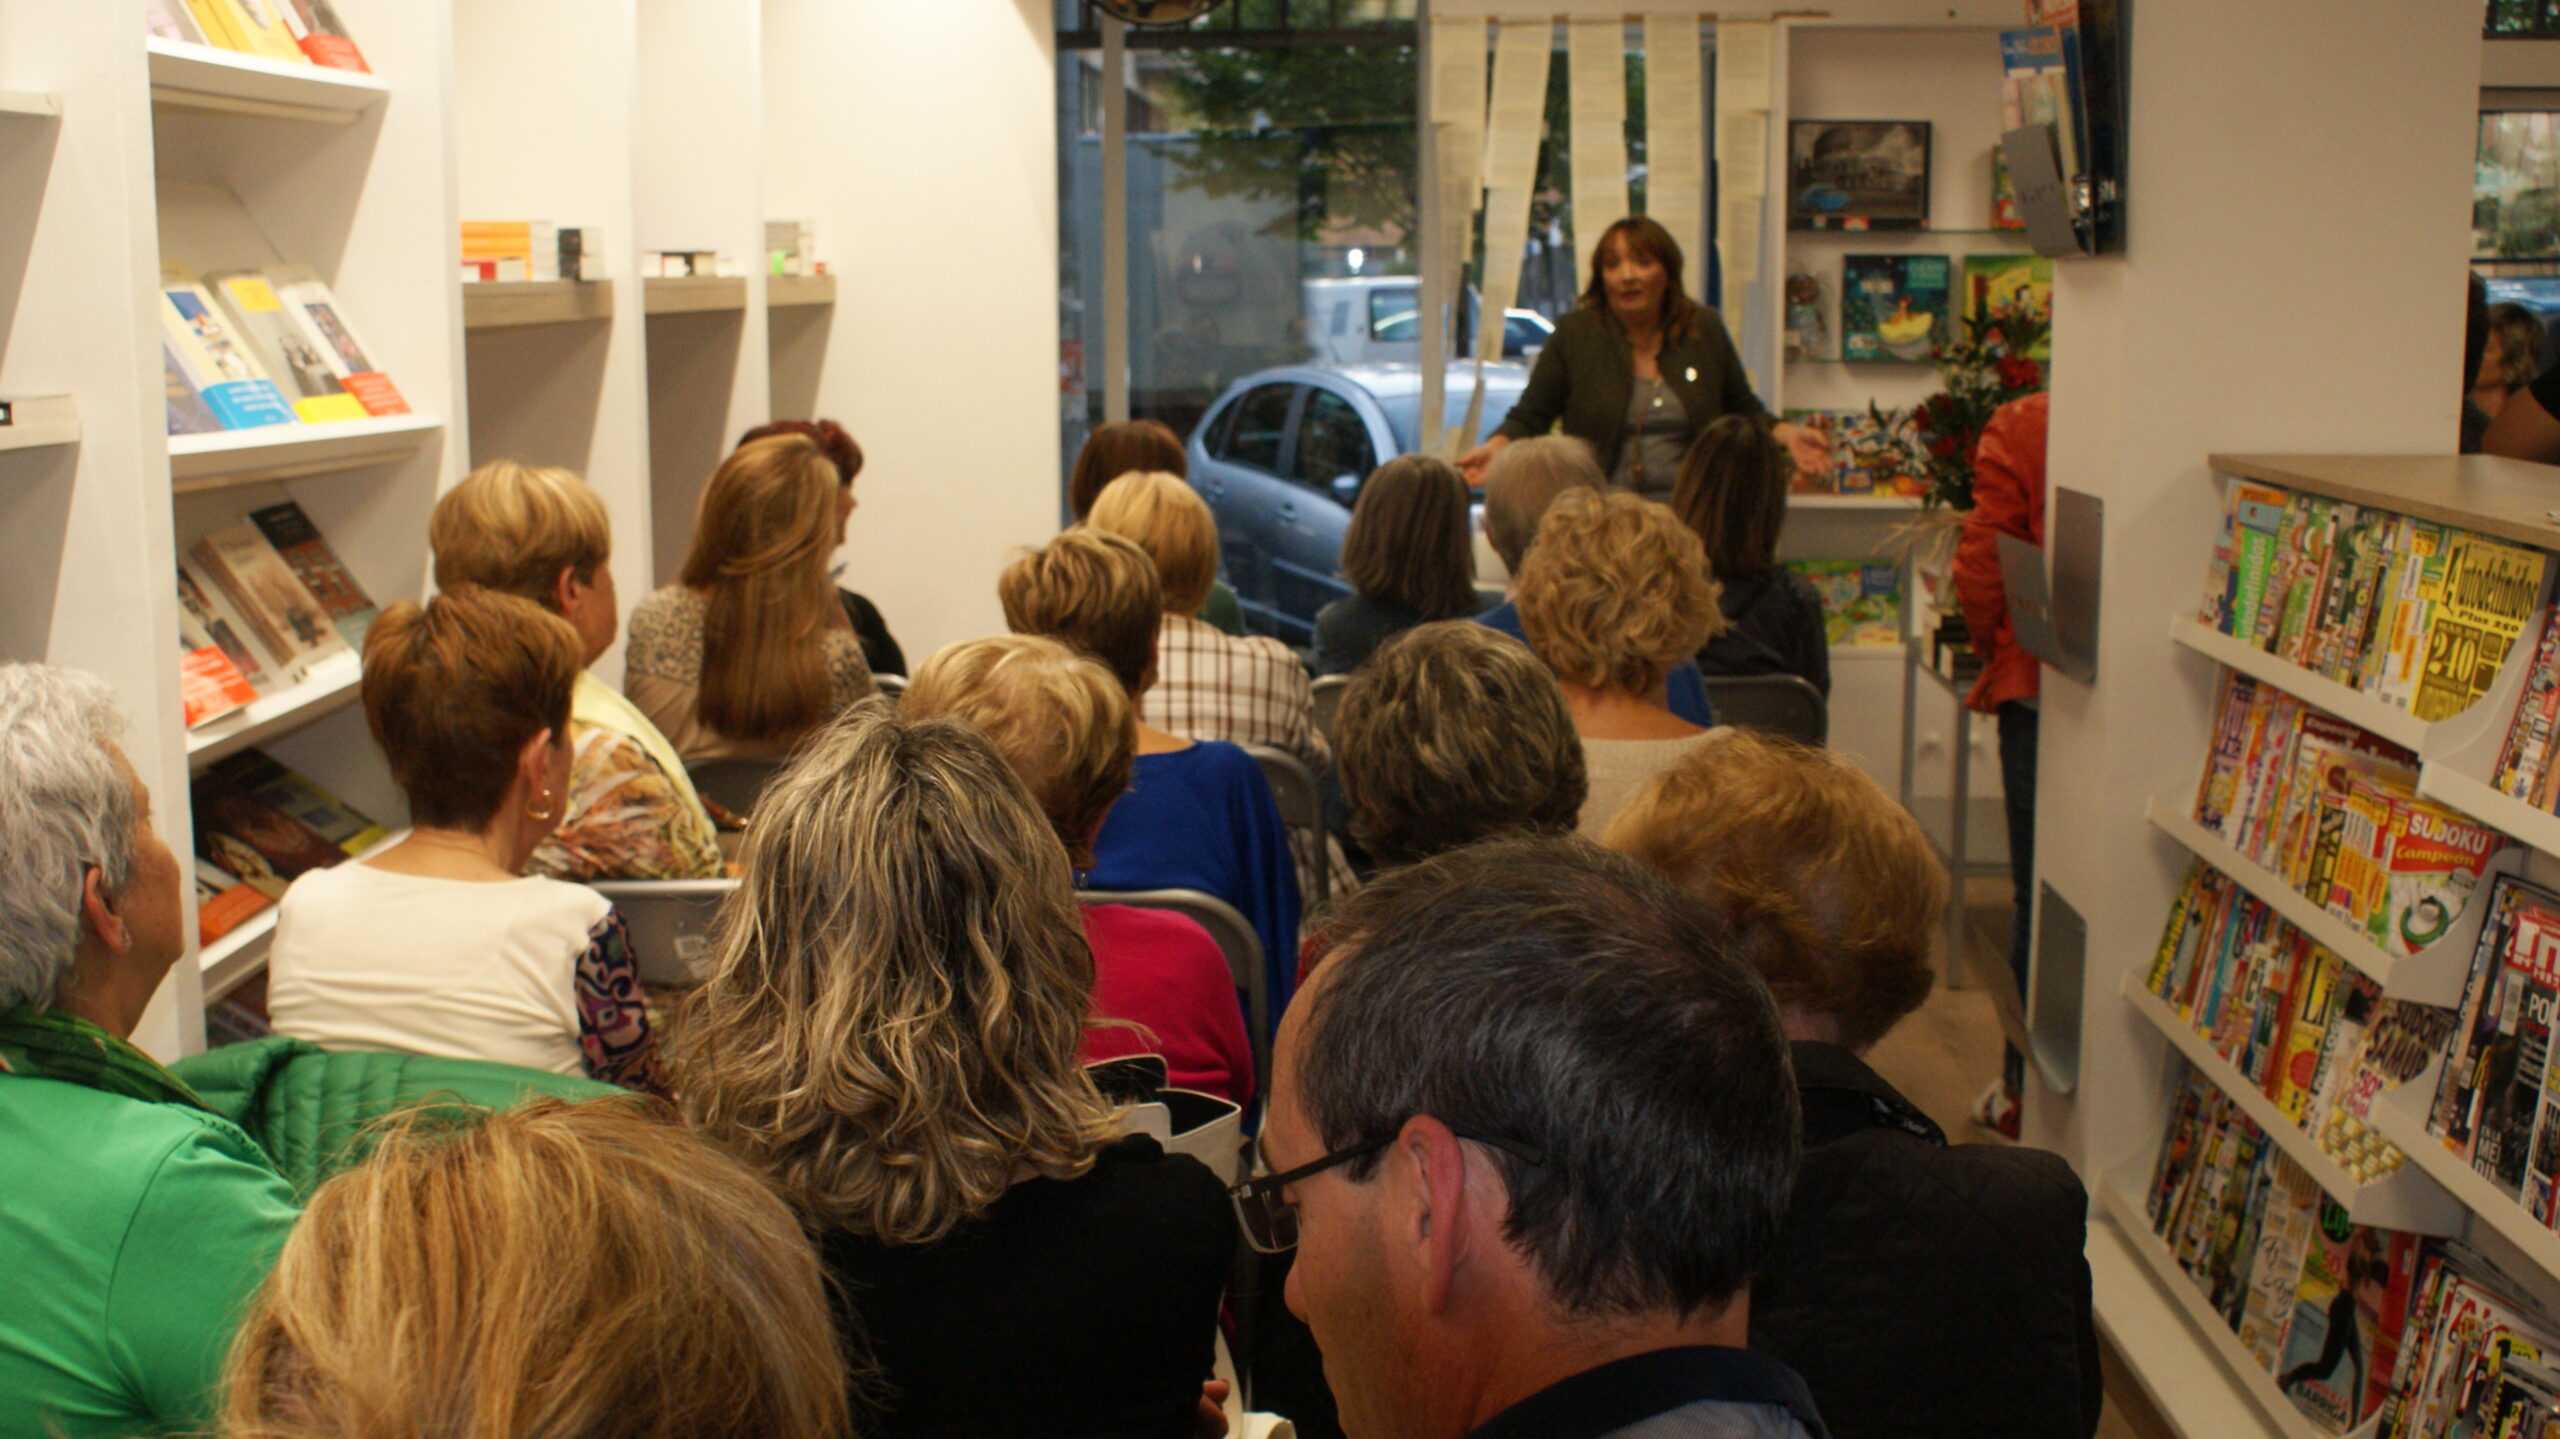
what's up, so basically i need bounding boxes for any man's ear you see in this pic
[1387,1114,1477,1318]
[79,865,130,956]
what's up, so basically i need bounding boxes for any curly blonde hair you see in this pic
[1514,487,1724,697]
[1086,471,1218,616]
[1605,729,1944,1050]
[904,635,1136,870]
[670,698,1118,1244]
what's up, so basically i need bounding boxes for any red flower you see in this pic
[1930,434,1960,459]
[1997,357,2043,390]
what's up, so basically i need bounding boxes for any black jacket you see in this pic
[1700,570,1832,699]
[1750,1042,2101,1439]
[1493,305,1766,470]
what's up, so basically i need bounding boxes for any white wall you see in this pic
[762,0,1062,664]
[1433,0,2016,21]
[2026,0,2481,1184]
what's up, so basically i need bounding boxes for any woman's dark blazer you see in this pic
[1491,304,1768,468]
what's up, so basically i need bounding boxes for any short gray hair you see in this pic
[1483,435,1603,575]
[0,664,137,1010]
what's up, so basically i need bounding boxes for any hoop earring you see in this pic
[526,787,558,823]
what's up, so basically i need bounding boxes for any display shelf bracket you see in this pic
[2167,616,2511,758]
[168,413,442,491]
[462,280,615,331]
[642,276,748,315]
[184,652,363,769]
[765,273,834,308]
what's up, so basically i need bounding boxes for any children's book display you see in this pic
[2197,479,2549,723]
[190,746,385,942]
[147,0,371,72]
[176,501,376,728]
[1779,409,1924,497]
[160,263,409,437]
[1786,560,1903,647]
[1962,253,2054,359]
[1841,254,1951,362]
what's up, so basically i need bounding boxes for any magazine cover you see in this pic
[1786,560,1902,646]
[268,264,410,416]
[1960,253,2053,358]
[207,271,368,423]
[2275,1202,2387,1431]
[1841,254,1952,362]
[248,500,378,650]
[2415,532,2545,723]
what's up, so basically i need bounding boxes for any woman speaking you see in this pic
[1459,215,1828,499]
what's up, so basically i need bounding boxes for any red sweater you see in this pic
[1079,904,1254,1110]
[1954,391,2050,713]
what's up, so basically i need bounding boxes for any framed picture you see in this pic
[1788,120,1933,231]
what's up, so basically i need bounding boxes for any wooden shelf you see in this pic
[0,395,78,453]
[765,273,835,307]
[199,827,408,1001]
[2369,1065,2560,1286]
[2095,1172,2383,1439]
[2141,798,2513,1007]
[2209,453,2560,553]
[168,413,441,491]
[146,38,389,125]
[2167,615,2466,755]
[2088,1220,2290,1439]
[1787,493,1921,509]
[643,276,747,315]
[463,279,615,330]
[2122,977,2463,1232]
[0,92,61,119]
[184,651,362,769]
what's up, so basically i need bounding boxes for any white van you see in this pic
[1302,278,1554,367]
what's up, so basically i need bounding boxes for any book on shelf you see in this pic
[178,0,243,47]
[1785,559,1903,646]
[160,266,298,433]
[189,522,349,681]
[2417,530,2547,722]
[276,0,367,71]
[206,0,309,65]
[205,271,369,424]
[194,856,273,945]
[266,265,410,417]
[190,753,374,900]
[161,343,226,437]
[1988,142,2027,231]
[1840,254,1951,362]
[206,748,388,857]
[146,0,209,44]
[1777,408,1924,496]
[176,559,273,693]
[766,218,818,276]
[247,500,377,651]
[459,225,603,284]
[2001,25,2080,180]
[1961,253,2053,358]
[178,630,258,729]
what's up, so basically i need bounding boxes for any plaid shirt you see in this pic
[1141,614,1330,771]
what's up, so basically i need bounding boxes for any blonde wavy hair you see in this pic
[220,1099,852,1439]
[1514,487,1724,697]
[428,460,612,609]
[671,698,1119,1244]
[903,635,1136,870]
[1605,729,1945,1051]
[1085,470,1218,616]
[678,433,858,744]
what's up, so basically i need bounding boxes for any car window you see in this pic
[1218,383,1295,472]
[1505,314,1549,353]
[1367,286,1418,339]
[1293,389,1375,493]
[1373,311,1418,342]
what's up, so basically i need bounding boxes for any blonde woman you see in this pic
[220,1100,852,1439]
[671,700,1233,1439]
[1514,486,1727,839]
[904,635,1252,1106]
[625,433,875,762]
[428,460,719,880]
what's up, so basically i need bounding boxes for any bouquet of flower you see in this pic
[1869,296,2050,511]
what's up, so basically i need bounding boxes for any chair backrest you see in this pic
[1701,673,1829,746]
[1309,673,1351,742]
[872,672,907,699]
[684,756,790,816]
[1241,743,1327,908]
[1077,888,1271,1104]
[587,879,738,988]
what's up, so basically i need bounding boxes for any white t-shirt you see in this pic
[1577,730,1729,843]
[267,863,611,1077]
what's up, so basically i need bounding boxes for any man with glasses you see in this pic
[1237,835,1824,1439]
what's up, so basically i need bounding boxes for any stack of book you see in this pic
[2426,873,2560,1226]
[640,250,739,279]
[765,219,821,277]
[162,263,409,435]
[176,500,378,728]
[146,0,369,72]
[459,222,603,283]
[190,746,386,943]
[2148,863,2456,1182]
[2197,480,2546,722]
[2192,673,2504,957]
[2145,1064,2428,1433]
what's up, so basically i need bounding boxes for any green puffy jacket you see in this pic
[170,1037,628,1198]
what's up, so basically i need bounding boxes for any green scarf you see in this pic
[0,1006,212,1113]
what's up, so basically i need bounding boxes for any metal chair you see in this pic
[871,673,907,700]
[586,879,738,988]
[1076,887,1270,1106]
[1701,673,1829,746]
[683,756,790,817]
[1241,743,1327,908]
[1309,673,1351,744]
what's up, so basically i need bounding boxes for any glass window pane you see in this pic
[1225,384,1296,471]
[1294,389,1373,489]
[1368,285,1418,338]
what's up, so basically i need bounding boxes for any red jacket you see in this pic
[1954,392,2049,713]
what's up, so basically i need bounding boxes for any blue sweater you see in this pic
[1475,600,1718,726]
[1087,740,1301,1032]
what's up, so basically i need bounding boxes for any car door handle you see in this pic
[1278,501,1297,520]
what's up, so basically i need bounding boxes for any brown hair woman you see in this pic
[1310,453,1486,677]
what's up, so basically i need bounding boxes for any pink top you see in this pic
[1080,904,1255,1110]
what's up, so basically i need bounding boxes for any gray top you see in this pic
[1613,376,1692,501]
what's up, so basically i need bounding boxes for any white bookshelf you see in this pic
[144,37,389,122]
[167,414,445,490]
[0,395,79,452]
[183,652,364,768]
[0,92,60,119]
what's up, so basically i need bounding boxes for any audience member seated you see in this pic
[428,460,721,880]
[737,417,908,675]
[1001,527,1302,1016]
[1311,455,1487,677]
[1334,621,1586,869]
[219,1100,851,1439]
[1672,415,1831,697]
[625,433,876,761]
[1607,730,2100,1439]
[0,663,301,1439]
[904,635,1253,1107]
[671,701,1234,1439]
[267,588,663,1097]
[1474,434,1715,725]
[2475,302,2547,421]
[1513,488,1727,839]
[1068,418,1246,636]
[1260,837,1816,1439]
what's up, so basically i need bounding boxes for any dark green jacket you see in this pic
[1492,304,1767,470]
[170,1037,624,1198]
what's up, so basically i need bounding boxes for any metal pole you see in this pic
[1416,0,1445,455]
[1101,15,1131,425]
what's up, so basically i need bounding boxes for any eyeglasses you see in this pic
[1227,1129,1548,1253]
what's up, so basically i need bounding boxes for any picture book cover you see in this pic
[269,265,410,416]
[277,0,367,71]
[1786,559,1902,646]
[1786,120,1931,231]
[207,271,367,423]
[160,269,296,432]
[248,500,378,650]
[189,523,347,679]
[2415,532,2545,723]
[1961,253,2053,359]
[1776,409,1923,496]
[1841,254,1951,362]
